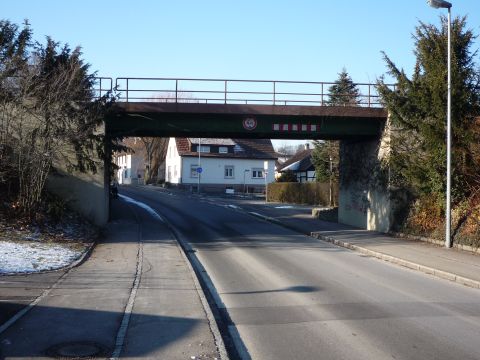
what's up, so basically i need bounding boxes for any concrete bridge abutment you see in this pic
[338,118,404,233]
[46,127,109,227]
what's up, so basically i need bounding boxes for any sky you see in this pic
[3,0,479,148]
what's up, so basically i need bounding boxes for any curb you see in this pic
[169,231,231,360]
[241,209,480,290]
[310,232,480,290]
[246,211,309,235]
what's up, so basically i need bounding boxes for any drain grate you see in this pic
[46,341,107,359]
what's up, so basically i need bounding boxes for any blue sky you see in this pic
[3,0,479,147]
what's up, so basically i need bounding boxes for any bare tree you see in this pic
[1,21,113,218]
[140,137,168,183]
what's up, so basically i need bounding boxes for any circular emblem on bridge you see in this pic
[242,117,257,131]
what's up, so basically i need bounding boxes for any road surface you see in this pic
[122,186,480,360]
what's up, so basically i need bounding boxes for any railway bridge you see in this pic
[49,77,395,232]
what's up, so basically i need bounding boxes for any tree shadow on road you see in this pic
[222,285,321,295]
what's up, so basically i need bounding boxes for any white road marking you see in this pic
[119,194,165,223]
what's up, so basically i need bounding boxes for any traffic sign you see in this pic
[197,167,203,174]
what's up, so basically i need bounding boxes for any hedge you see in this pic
[266,182,338,206]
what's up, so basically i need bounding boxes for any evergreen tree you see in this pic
[311,140,338,182]
[327,68,361,106]
[377,16,480,205]
[277,170,298,183]
[312,69,357,185]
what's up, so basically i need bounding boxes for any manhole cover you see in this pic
[46,341,107,359]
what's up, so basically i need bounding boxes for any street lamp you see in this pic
[427,0,452,248]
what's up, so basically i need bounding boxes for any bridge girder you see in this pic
[106,102,387,140]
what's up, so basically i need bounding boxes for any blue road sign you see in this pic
[197,167,203,174]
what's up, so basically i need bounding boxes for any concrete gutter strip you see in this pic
[311,232,480,289]
[160,219,231,360]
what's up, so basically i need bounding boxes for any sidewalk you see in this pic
[0,198,223,359]
[221,198,480,289]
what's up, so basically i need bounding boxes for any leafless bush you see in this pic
[0,21,113,218]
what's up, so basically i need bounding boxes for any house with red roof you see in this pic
[165,137,277,193]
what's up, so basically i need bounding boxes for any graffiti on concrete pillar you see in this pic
[345,191,370,215]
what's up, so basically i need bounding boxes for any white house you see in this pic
[165,137,277,193]
[114,138,146,185]
[115,153,146,185]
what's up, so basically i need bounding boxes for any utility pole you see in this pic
[198,138,201,194]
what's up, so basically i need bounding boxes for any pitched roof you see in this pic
[188,138,235,146]
[175,138,191,154]
[174,138,277,160]
[277,148,314,172]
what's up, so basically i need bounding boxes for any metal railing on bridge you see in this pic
[93,77,113,98]
[95,77,395,108]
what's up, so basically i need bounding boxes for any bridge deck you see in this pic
[107,102,387,140]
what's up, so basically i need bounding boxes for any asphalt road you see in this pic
[122,186,480,360]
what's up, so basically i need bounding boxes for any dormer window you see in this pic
[234,144,244,153]
[197,145,210,153]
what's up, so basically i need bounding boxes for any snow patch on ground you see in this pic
[119,194,165,222]
[0,240,82,274]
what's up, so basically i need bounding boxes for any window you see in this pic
[224,165,234,178]
[174,165,177,178]
[190,164,199,178]
[197,145,210,153]
[167,166,171,182]
[252,168,264,178]
[219,146,228,154]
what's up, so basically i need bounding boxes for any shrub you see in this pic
[276,170,298,182]
[267,182,338,206]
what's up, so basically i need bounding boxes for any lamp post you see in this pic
[427,0,452,248]
[329,155,333,207]
[264,161,269,204]
[198,138,201,194]
[264,170,269,203]
[243,169,250,194]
